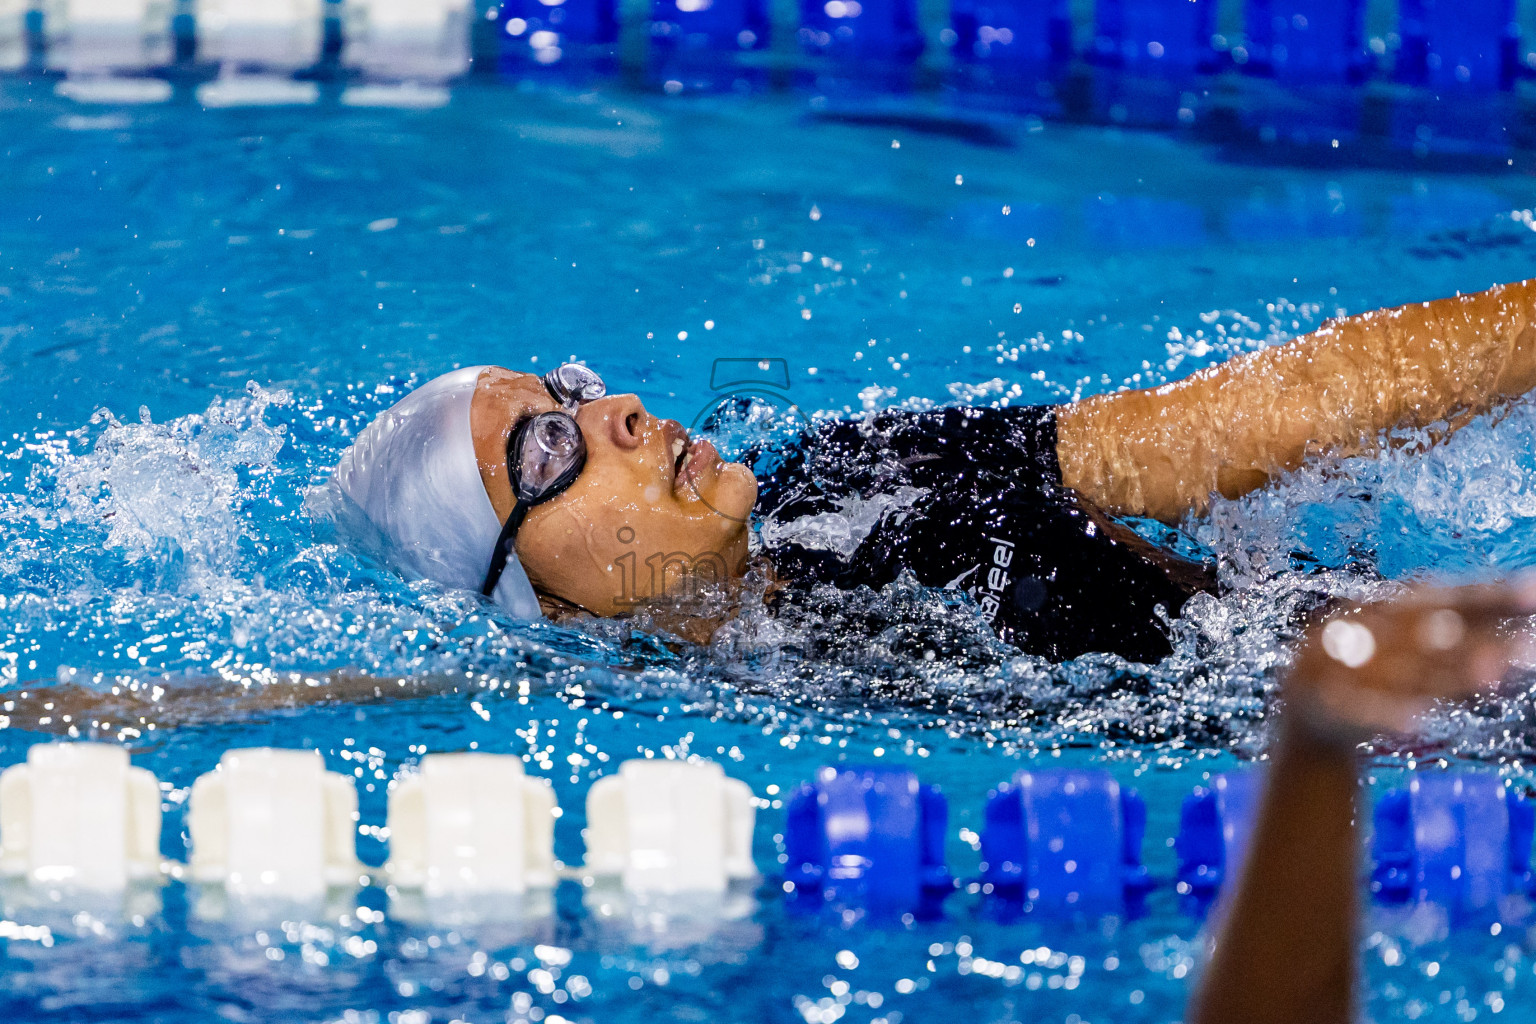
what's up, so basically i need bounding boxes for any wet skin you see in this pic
[469,367,758,616]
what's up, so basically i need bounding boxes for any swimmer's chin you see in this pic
[700,461,758,522]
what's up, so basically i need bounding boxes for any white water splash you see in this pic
[759,486,928,560]
[1195,399,1536,591]
[46,384,290,575]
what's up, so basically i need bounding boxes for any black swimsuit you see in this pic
[753,406,1216,663]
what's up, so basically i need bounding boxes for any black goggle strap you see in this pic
[481,501,531,597]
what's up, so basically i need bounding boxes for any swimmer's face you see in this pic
[488,377,758,617]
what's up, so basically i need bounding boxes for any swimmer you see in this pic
[1189,579,1536,1024]
[315,278,1536,660]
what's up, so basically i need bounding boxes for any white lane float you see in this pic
[385,752,558,895]
[583,758,756,894]
[42,0,174,91]
[193,0,323,106]
[0,742,163,890]
[0,0,25,72]
[187,747,362,900]
[341,0,470,99]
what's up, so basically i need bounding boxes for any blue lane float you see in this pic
[1384,0,1518,159]
[1371,774,1535,918]
[949,0,1072,83]
[649,0,769,91]
[783,766,951,916]
[797,0,925,72]
[497,0,619,77]
[1175,772,1262,915]
[1396,0,1517,93]
[1091,0,1218,75]
[1247,0,1367,86]
[980,768,1150,915]
[1087,0,1219,127]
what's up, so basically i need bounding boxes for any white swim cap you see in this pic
[312,366,543,619]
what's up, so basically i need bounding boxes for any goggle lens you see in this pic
[515,412,585,502]
[544,363,607,408]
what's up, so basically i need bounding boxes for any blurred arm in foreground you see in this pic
[1189,581,1536,1024]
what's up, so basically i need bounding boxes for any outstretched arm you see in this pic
[1056,279,1536,522]
[0,673,462,741]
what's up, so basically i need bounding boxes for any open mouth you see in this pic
[672,433,688,477]
[662,419,716,491]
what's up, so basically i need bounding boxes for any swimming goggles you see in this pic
[480,363,607,597]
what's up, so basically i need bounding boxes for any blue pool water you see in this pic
[7,75,1536,1022]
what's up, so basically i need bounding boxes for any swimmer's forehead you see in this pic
[479,366,635,427]
[479,366,547,392]
[477,367,563,414]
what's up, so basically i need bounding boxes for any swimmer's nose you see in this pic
[583,393,649,451]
